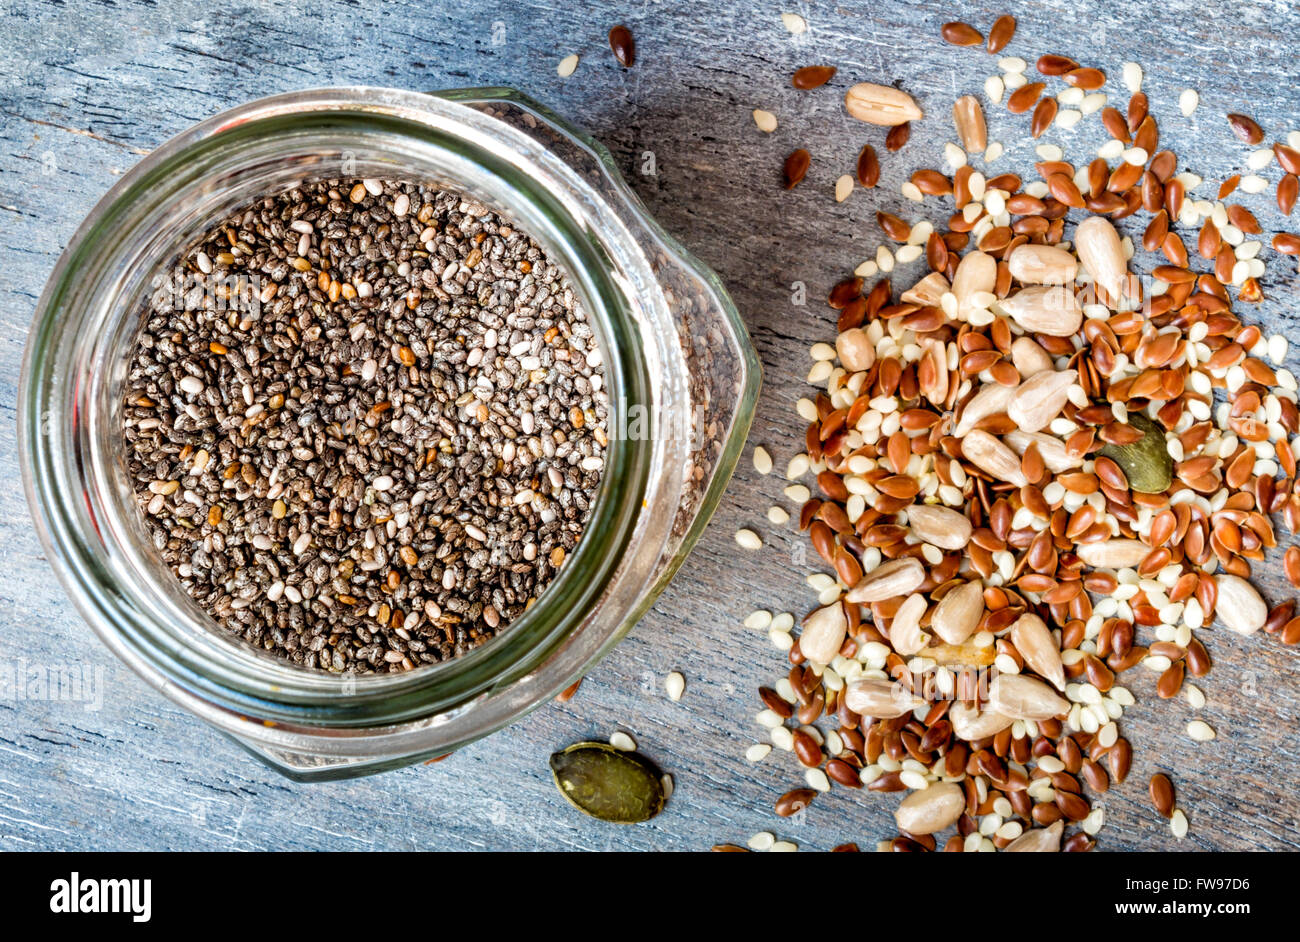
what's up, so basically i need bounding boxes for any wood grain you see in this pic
[1,0,1299,851]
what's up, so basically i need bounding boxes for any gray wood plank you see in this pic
[1,0,1299,851]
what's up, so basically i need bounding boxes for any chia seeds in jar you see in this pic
[122,178,609,672]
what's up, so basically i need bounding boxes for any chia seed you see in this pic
[122,178,608,673]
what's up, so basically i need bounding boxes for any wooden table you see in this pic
[2,0,1298,851]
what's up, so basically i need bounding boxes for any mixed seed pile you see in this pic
[123,179,608,672]
[732,13,1300,851]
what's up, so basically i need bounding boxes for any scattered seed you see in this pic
[781,12,807,34]
[665,672,685,702]
[792,65,836,89]
[608,25,636,67]
[1228,112,1264,145]
[857,144,881,187]
[835,174,855,202]
[783,149,811,189]
[1121,62,1143,93]
[550,742,665,823]
[557,54,579,78]
[941,21,983,46]
[986,15,1016,54]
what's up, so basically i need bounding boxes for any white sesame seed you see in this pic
[993,653,1020,675]
[1057,86,1084,106]
[665,672,685,702]
[780,12,806,33]
[1098,721,1118,748]
[895,244,923,264]
[1098,139,1125,160]
[997,821,1024,840]
[557,54,579,77]
[747,831,775,850]
[752,445,773,474]
[1187,720,1216,742]
[1055,108,1082,129]
[835,173,854,202]
[1080,93,1107,114]
[735,528,762,550]
[1247,147,1274,171]
[767,505,790,525]
[745,743,772,762]
[1170,808,1189,839]
[753,108,778,133]
[900,770,929,790]
[1179,89,1199,116]
[806,768,832,792]
[1122,61,1143,92]
[1144,655,1173,673]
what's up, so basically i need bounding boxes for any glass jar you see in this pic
[20,87,759,780]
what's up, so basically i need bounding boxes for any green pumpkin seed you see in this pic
[1100,411,1172,494]
[549,741,666,823]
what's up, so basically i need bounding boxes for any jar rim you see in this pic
[20,87,670,733]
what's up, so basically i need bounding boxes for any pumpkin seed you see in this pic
[1099,411,1172,493]
[549,742,667,823]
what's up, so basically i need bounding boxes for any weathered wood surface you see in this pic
[2,0,1299,851]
